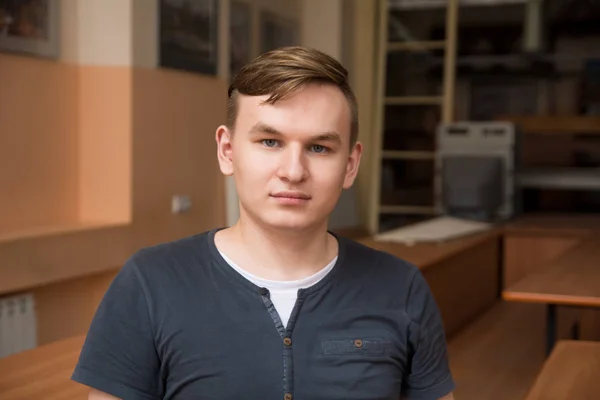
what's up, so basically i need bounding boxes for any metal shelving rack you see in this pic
[368,0,460,234]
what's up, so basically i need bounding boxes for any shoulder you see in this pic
[341,236,420,280]
[339,237,423,301]
[125,229,218,283]
[340,237,442,319]
[133,230,214,261]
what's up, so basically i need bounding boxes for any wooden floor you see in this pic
[448,301,548,400]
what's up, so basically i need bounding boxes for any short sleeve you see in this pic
[71,257,163,400]
[401,268,455,399]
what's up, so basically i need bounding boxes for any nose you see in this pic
[277,145,309,183]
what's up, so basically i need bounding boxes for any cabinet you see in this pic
[504,116,600,214]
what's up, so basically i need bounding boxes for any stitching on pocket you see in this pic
[321,338,391,355]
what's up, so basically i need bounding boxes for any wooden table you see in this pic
[503,213,600,235]
[358,228,501,271]
[525,340,600,400]
[0,335,87,399]
[360,229,502,339]
[503,236,600,355]
[501,214,599,292]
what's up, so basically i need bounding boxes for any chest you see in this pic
[155,292,410,400]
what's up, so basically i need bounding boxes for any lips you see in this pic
[271,191,311,199]
[270,191,311,204]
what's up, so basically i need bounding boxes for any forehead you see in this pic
[235,84,352,141]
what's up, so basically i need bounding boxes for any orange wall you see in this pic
[78,66,132,225]
[1,56,227,343]
[0,54,79,232]
[130,67,227,248]
[0,56,134,233]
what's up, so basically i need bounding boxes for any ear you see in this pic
[342,141,363,189]
[216,125,234,176]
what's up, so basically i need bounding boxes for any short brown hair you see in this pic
[227,46,359,145]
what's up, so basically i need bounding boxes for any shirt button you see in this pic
[284,394,293,400]
[354,339,363,348]
[259,287,269,295]
[283,337,292,346]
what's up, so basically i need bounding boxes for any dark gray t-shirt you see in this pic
[71,229,454,400]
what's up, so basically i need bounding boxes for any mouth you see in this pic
[270,191,311,205]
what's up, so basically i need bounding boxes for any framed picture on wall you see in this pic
[0,0,59,59]
[259,11,298,54]
[230,1,252,80]
[159,0,219,75]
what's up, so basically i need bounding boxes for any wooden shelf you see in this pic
[517,168,600,191]
[382,150,436,160]
[385,96,443,106]
[387,40,446,52]
[500,116,600,135]
[381,184,434,207]
[0,221,128,244]
[379,205,437,215]
[369,0,458,235]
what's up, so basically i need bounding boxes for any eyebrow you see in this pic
[249,122,342,144]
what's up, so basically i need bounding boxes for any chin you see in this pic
[263,217,315,231]
[260,211,323,232]
[239,201,330,232]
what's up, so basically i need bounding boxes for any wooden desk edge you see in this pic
[502,291,600,308]
[0,335,89,398]
[524,340,600,400]
[0,335,85,372]
[358,229,502,271]
[502,234,600,307]
[423,230,502,270]
[501,214,600,238]
[502,227,595,238]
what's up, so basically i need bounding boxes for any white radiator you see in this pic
[0,292,37,358]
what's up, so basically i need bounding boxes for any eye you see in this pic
[311,145,329,154]
[261,139,279,148]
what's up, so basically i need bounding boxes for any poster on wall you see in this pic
[259,11,298,54]
[0,0,59,59]
[159,0,219,75]
[230,1,252,80]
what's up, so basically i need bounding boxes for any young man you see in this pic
[72,46,455,400]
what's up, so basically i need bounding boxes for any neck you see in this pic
[225,212,338,281]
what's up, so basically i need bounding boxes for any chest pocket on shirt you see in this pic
[313,335,401,400]
[321,337,392,356]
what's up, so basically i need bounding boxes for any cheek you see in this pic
[234,151,274,182]
[311,163,347,189]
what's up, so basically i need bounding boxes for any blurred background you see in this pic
[1,0,599,399]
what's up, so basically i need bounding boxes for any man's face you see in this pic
[216,83,362,231]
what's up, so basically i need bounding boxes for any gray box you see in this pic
[435,122,520,221]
